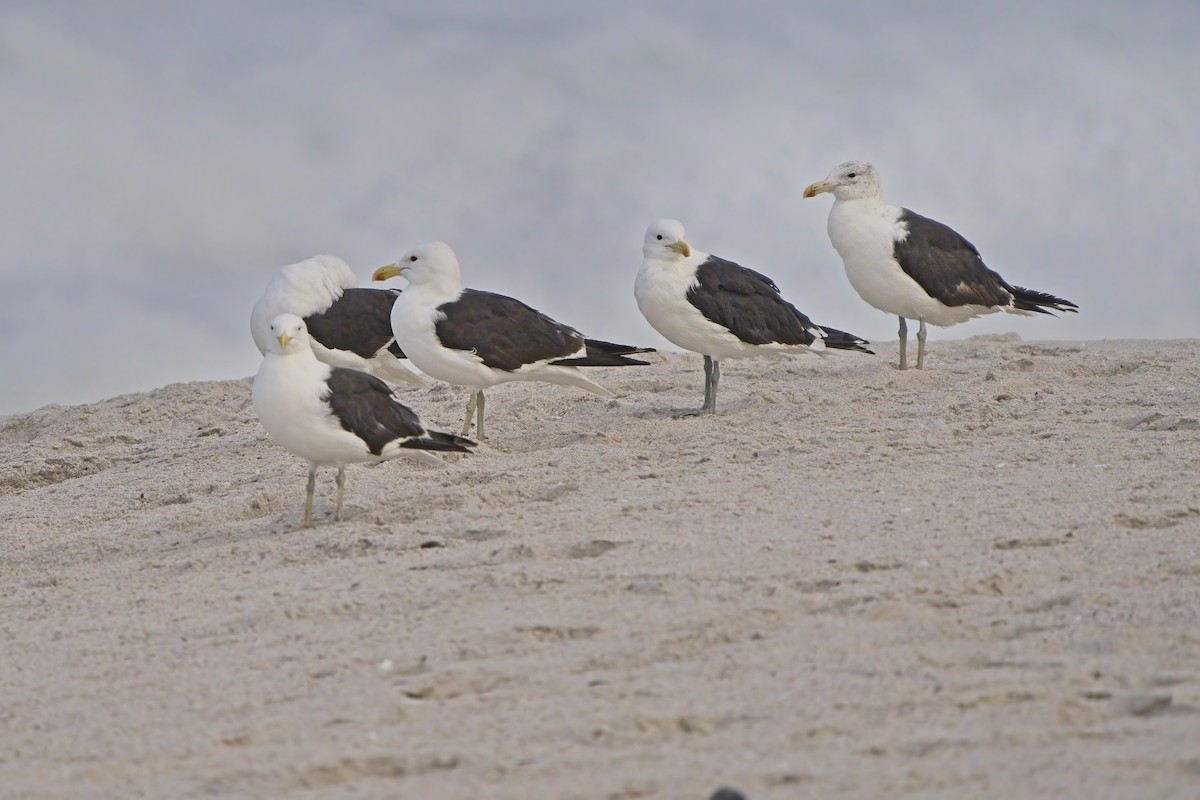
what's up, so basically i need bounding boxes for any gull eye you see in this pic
[656,234,663,240]
[409,255,417,262]
[847,172,857,178]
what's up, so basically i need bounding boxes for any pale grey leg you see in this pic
[475,390,486,441]
[706,358,720,415]
[898,317,908,370]
[335,465,346,521]
[678,356,719,417]
[461,391,477,438]
[916,318,927,370]
[304,464,316,527]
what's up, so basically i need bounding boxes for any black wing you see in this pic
[324,367,428,456]
[399,430,477,453]
[434,289,587,372]
[893,209,1017,308]
[814,324,874,354]
[550,339,654,367]
[686,256,820,347]
[305,288,405,359]
[1009,285,1079,315]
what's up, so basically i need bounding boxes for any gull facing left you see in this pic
[635,218,872,416]
[374,242,653,439]
[252,314,474,526]
[803,161,1078,369]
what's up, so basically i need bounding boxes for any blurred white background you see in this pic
[3,1,1196,413]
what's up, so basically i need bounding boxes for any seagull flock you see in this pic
[251,161,1078,525]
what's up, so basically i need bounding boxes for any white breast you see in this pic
[252,356,371,465]
[827,201,1001,327]
[390,288,499,388]
[635,258,756,360]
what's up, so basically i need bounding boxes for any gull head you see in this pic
[373,241,461,293]
[643,218,691,260]
[803,161,881,202]
[267,313,310,355]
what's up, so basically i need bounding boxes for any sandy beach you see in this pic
[3,334,1199,799]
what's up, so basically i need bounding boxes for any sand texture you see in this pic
[3,335,1200,799]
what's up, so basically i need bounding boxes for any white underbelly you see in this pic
[829,207,996,327]
[253,360,372,465]
[635,266,796,360]
[390,298,502,388]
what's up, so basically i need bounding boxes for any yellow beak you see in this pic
[277,332,292,349]
[668,241,691,257]
[803,181,832,198]
[372,263,408,282]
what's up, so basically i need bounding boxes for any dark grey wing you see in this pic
[1008,286,1079,315]
[813,324,873,354]
[893,209,1016,308]
[324,367,426,456]
[304,288,405,359]
[399,430,476,453]
[686,256,820,347]
[434,289,586,372]
[551,338,653,367]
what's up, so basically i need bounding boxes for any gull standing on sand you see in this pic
[252,314,474,526]
[635,218,872,417]
[373,242,653,439]
[803,161,1078,369]
[251,254,426,387]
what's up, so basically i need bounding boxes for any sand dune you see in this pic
[3,335,1199,799]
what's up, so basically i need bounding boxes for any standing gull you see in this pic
[635,219,872,417]
[251,254,426,387]
[253,313,474,526]
[803,161,1078,369]
[373,242,653,439]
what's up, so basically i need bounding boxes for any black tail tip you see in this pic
[1012,286,1079,315]
[584,338,657,356]
[818,325,874,354]
[405,431,477,453]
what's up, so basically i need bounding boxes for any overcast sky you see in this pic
[2,1,1197,414]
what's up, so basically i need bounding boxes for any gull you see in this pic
[803,161,1077,369]
[635,218,871,416]
[252,313,473,526]
[373,242,652,439]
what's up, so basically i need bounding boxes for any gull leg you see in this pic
[706,358,720,415]
[916,318,927,370]
[702,355,714,409]
[461,391,477,438]
[678,356,718,418]
[335,465,346,521]
[476,390,486,441]
[898,317,908,370]
[304,465,316,527]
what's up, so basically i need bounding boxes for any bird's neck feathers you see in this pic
[407,269,465,304]
[269,340,333,383]
[647,249,703,279]
[833,190,886,212]
[830,193,894,228]
[275,335,317,362]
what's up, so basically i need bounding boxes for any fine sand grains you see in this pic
[2,335,1199,799]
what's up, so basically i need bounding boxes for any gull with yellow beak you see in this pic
[635,218,872,417]
[803,161,1077,369]
[374,242,653,439]
[252,313,474,526]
